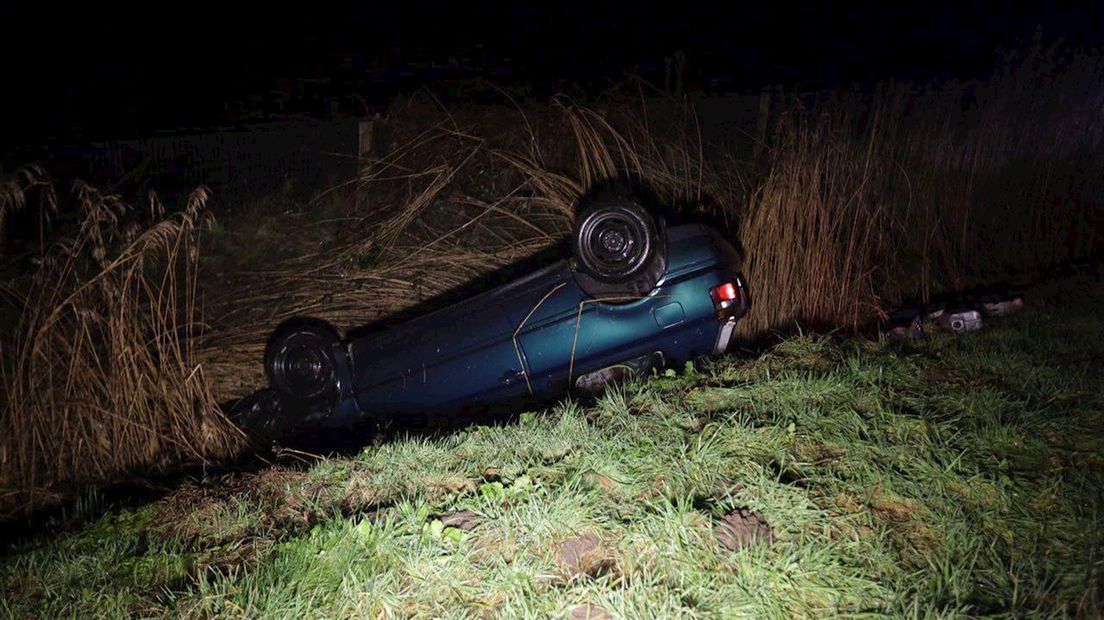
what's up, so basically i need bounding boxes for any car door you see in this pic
[514,279,675,395]
[350,300,528,416]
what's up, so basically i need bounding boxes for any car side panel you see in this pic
[517,266,732,394]
[347,223,742,420]
[516,223,741,391]
[348,262,576,417]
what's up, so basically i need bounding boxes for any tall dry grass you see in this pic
[737,47,1104,333]
[0,177,244,517]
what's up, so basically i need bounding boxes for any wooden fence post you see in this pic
[356,114,383,211]
[358,116,379,160]
[754,89,771,164]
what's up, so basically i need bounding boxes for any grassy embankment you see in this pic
[2,277,1101,618]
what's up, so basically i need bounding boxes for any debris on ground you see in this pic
[887,314,925,341]
[883,292,1027,339]
[924,302,947,319]
[884,305,927,341]
[937,309,983,334]
[979,296,1024,316]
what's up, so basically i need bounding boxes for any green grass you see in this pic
[2,282,1102,618]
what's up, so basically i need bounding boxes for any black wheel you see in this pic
[264,317,341,406]
[571,191,667,298]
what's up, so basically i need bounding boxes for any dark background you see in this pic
[1,2,1101,146]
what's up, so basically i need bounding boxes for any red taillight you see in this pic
[711,279,748,321]
[711,282,738,302]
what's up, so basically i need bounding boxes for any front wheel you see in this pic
[264,317,341,406]
[571,193,667,298]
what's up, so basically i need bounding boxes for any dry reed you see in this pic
[0,179,244,517]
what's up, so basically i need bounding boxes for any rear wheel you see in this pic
[264,318,341,406]
[571,193,667,298]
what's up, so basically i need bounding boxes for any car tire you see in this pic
[571,193,667,299]
[264,317,341,406]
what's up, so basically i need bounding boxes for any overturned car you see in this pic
[231,187,749,444]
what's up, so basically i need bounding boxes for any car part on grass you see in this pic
[938,310,983,334]
[888,307,921,324]
[885,307,926,341]
[979,297,1024,316]
[887,315,925,341]
[924,302,946,319]
[232,214,749,446]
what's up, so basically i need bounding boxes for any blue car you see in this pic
[232,186,749,443]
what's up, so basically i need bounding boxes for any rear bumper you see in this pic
[714,317,738,355]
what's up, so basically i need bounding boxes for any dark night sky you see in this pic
[1,2,1101,147]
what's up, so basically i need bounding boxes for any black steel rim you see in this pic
[270,331,335,401]
[577,207,652,280]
